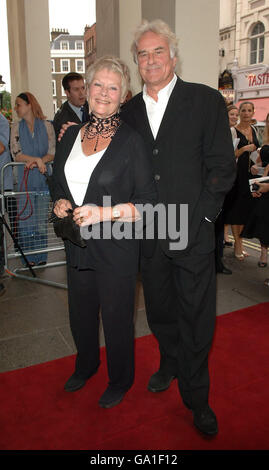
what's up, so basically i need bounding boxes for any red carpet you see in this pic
[1,303,269,451]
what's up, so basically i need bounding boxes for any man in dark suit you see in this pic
[121,19,236,436]
[53,72,89,137]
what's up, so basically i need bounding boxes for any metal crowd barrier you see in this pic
[0,162,67,289]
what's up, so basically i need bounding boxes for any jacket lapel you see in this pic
[65,101,82,124]
[81,122,130,205]
[155,77,191,143]
[57,125,82,207]
[131,95,155,145]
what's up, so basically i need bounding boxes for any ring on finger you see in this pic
[80,216,84,223]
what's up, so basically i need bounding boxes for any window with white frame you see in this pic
[61,59,70,72]
[61,41,69,50]
[76,59,85,73]
[250,22,265,65]
[61,85,67,97]
[51,59,55,72]
[52,80,56,96]
[76,41,83,50]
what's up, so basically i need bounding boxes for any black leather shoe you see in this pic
[148,370,176,392]
[193,405,218,436]
[98,386,126,408]
[64,373,87,392]
[216,264,232,275]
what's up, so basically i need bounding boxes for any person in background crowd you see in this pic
[10,92,55,267]
[52,56,156,409]
[223,104,239,247]
[262,113,269,145]
[247,178,269,286]
[53,72,89,138]
[245,144,269,267]
[227,104,239,140]
[121,19,235,436]
[0,112,14,278]
[214,105,239,275]
[257,121,269,266]
[224,101,259,260]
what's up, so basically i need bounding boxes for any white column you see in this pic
[175,0,220,89]
[235,0,242,64]
[119,0,142,95]
[6,0,53,119]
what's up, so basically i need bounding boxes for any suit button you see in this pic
[153,148,159,156]
[154,174,160,181]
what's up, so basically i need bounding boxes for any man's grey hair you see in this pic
[131,19,179,63]
[86,55,130,101]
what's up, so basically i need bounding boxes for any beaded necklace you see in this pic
[81,112,122,151]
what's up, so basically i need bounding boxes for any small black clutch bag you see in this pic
[49,209,86,248]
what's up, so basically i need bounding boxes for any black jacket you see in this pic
[53,100,89,137]
[121,77,236,257]
[52,121,157,273]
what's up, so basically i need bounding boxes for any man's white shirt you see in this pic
[142,73,177,139]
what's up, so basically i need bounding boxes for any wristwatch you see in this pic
[112,207,121,220]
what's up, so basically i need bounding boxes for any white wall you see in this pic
[219,0,236,29]
[119,0,142,95]
[175,0,220,88]
[7,0,53,119]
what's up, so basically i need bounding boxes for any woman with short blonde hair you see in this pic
[86,55,130,102]
[52,55,156,408]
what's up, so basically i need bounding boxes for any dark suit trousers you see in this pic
[215,211,224,269]
[66,265,136,392]
[141,242,216,409]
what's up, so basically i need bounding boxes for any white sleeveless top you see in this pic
[64,131,106,206]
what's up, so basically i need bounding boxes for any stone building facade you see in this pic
[50,28,86,113]
[219,0,269,119]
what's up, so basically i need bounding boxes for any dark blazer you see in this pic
[121,77,236,257]
[53,100,89,137]
[52,121,157,273]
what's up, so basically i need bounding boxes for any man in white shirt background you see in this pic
[121,19,236,437]
[53,72,89,138]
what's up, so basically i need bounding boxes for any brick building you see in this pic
[84,23,96,72]
[50,28,86,113]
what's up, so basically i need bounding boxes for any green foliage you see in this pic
[0,91,12,122]
[1,90,11,109]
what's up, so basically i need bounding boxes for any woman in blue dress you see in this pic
[10,92,55,266]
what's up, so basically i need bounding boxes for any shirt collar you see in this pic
[143,73,177,103]
[68,101,83,113]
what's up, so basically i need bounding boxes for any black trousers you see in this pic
[215,211,224,269]
[141,242,216,410]
[66,265,137,392]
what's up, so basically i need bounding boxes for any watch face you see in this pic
[113,209,121,219]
